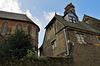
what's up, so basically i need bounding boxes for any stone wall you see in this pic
[68,29,100,66]
[72,43,100,66]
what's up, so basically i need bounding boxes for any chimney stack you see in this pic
[64,3,75,15]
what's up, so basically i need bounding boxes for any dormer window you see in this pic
[69,16,76,23]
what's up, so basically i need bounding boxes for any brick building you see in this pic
[40,3,100,65]
[0,11,40,55]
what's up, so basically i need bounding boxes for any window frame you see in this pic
[17,24,22,31]
[28,25,32,35]
[68,15,76,23]
[2,22,8,35]
[76,33,85,42]
[97,37,100,44]
[51,40,56,50]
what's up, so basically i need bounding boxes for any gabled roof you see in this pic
[46,13,100,34]
[83,14,100,22]
[82,14,100,31]
[0,11,40,31]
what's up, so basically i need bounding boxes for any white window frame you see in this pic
[68,16,76,23]
[98,37,100,44]
[76,34,85,42]
[51,40,56,49]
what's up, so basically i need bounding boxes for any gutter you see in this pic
[63,29,69,56]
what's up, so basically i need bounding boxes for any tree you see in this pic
[1,30,34,59]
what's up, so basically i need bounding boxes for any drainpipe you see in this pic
[63,29,69,56]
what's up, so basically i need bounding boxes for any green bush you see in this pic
[0,30,34,60]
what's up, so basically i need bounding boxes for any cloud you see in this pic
[0,0,42,29]
[26,10,42,29]
[43,11,62,21]
[0,0,22,13]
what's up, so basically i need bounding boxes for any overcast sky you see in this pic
[0,0,100,48]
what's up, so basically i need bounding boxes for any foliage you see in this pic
[0,58,73,66]
[22,49,35,60]
[0,30,34,59]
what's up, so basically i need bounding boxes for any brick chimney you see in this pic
[64,3,75,15]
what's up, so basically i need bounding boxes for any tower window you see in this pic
[28,26,31,35]
[69,16,76,23]
[17,24,21,30]
[2,23,7,35]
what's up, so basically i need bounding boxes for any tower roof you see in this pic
[0,11,40,31]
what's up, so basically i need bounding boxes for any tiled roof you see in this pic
[83,14,100,31]
[46,14,100,34]
[0,11,40,31]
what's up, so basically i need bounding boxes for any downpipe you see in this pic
[63,29,69,56]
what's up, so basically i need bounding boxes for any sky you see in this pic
[0,0,100,48]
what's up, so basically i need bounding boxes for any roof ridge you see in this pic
[84,14,100,21]
[0,10,26,16]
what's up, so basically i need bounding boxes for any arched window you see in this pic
[2,23,7,35]
[17,24,21,30]
[28,26,31,35]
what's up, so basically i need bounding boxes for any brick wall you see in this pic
[0,18,39,55]
[68,29,100,66]
[71,43,100,66]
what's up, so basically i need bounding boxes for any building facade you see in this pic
[0,11,40,55]
[40,3,100,65]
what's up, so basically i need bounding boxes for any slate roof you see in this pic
[82,14,100,31]
[0,11,40,31]
[46,13,100,34]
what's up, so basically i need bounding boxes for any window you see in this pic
[69,16,76,23]
[76,34,85,42]
[51,40,56,49]
[98,37,100,44]
[2,23,7,35]
[17,24,21,30]
[28,26,31,35]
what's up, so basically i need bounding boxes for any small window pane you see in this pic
[2,23,7,35]
[76,34,85,42]
[76,34,80,42]
[17,24,21,30]
[54,41,56,48]
[28,26,31,35]
[98,38,100,44]
[51,40,56,49]
[73,17,75,20]
[52,44,54,49]
[73,20,76,23]
[68,16,76,23]
[69,20,72,22]
[69,17,72,19]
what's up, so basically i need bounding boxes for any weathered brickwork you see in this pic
[40,3,100,65]
[54,30,66,56]
[42,20,56,56]
[65,29,100,66]
[72,43,100,66]
[0,17,39,55]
